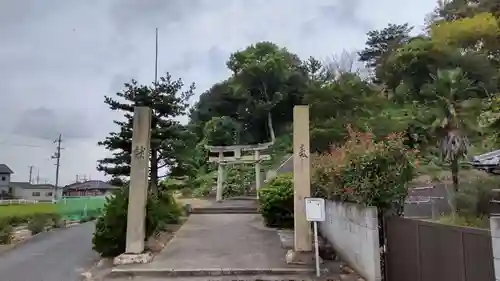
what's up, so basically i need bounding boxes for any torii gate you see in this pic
[206,143,272,201]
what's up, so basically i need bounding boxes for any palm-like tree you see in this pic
[422,67,483,192]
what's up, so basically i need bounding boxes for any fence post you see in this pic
[431,198,437,220]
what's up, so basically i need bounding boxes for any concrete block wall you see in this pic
[490,216,500,281]
[319,200,382,281]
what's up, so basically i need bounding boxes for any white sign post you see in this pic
[305,197,325,277]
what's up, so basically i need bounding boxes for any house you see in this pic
[63,180,120,197]
[0,164,14,198]
[0,164,62,201]
[9,182,59,202]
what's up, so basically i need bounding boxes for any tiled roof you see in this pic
[0,164,13,174]
[64,180,120,190]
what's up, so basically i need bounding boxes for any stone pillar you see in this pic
[125,106,152,254]
[491,213,500,281]
[255,150,261,199]
[216,152,224,202]
[292,105,312,252]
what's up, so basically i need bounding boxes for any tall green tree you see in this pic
[97,73,194,190]
[189,42,309,145]
[358,23,414,81]
[227,41,308,143]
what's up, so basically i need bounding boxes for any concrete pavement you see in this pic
[0,221,99,281]
[111,213,337,279]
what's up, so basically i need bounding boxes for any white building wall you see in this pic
[490,216,500,281]
[319,200,382,281]
[19,188,56,202]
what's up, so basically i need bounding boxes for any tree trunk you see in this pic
[451,158,459,192]
[150,148,158,194]
[450,158,460,218]
[267,112,275,143]
[149,114,158,195]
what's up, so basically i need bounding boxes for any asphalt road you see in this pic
[0,222,99,281]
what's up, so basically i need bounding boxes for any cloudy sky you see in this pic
[0,0,436,185]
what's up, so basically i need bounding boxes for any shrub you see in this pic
[80,217,91,223]
[191,173,216,197]
[92,188,181,257]
[180,187,193,197]
[45,213,64,228]
[258,173,294,228]
[5,215,31,226]
[438,214,489,229]
[312,127,417,212]
[223,167,253,198]
[0,219,13,244]
[28,214,48,234]
[455,176,498,218]
[150,191,182,230]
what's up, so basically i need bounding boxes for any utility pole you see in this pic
[36,168,40,184]
[28,165,34,184]
[155,27,159,86]
[51,134,62,200]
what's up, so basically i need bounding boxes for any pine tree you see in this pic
[97,73,194,191]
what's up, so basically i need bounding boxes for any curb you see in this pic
[108,267,329,278]
[226,196,258,201]
[190,210,259,214]
[190,208,259,214]
[65,221,82,228]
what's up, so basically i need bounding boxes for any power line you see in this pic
[0,141,43,148]
[51,134,62,200]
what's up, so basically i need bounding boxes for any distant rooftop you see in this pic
[64,180,120,191]
[0,164,13,174]
[10,182,55,190]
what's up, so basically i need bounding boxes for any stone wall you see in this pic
[319,200,382,281]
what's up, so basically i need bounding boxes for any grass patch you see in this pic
[0,203,57,217]
[435,214,489,229]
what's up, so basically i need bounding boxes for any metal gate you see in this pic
[384,216,494,281]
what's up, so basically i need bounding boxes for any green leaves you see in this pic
[203,116,241,146]
[97,73,194,185]
[312,129,417,211]
[92,188,181,257]
[258,173,294,228]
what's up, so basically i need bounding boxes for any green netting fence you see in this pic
[56,196,108,221]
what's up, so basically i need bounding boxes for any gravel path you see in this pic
[0,222,99,281]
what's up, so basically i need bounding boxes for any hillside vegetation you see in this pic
[97,1,500,221]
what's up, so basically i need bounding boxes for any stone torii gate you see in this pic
[118,106,312,266]
[206,143,272,201]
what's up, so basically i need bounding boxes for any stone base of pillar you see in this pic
[113,252,153,265]
[285,249,322,265]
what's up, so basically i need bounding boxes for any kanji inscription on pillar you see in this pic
[133,145,146,160]
[298,144,308,159]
